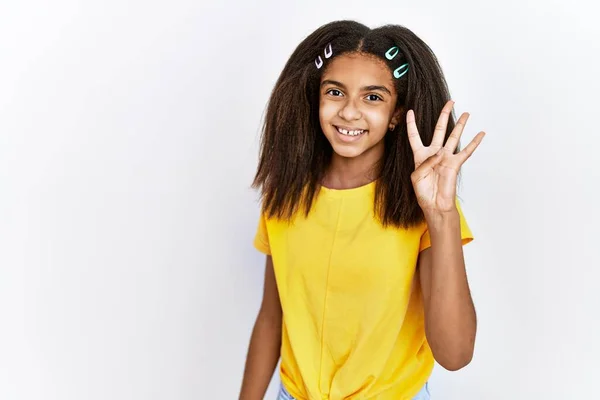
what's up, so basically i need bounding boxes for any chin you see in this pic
[330,144,365,159]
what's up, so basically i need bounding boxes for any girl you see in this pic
[239,20,485,400]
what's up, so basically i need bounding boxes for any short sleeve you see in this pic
[419,197,474,253]
[253,211,271,255]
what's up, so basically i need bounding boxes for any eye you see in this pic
[326,89,343,97]
[366,94,383,101]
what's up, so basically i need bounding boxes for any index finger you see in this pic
[406,109,424,152]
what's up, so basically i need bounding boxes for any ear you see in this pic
[390,106,404,125]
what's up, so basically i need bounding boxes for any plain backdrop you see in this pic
[1,0,599,399]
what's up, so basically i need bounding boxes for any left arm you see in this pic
[404,100,486,371]
[418,208,476,371]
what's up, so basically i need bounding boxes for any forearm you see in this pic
[424,208,477,370]
[239,311,282,400]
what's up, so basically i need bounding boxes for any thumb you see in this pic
[420,151,444,171]
[412,151,443,182]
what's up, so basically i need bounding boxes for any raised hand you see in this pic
[406,100,485,215]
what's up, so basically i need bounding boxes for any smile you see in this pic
[335,126,367,136]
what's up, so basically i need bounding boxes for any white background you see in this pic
[1,0,599,399]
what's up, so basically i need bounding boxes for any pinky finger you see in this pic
[457,131,486,164]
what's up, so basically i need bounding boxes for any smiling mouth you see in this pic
[335,126,368,136]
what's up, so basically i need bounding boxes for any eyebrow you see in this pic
[320,79,392,96]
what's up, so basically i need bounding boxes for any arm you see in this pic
[418,208,477,371]
[239,255,282,399]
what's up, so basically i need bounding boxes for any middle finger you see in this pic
[430,100,455,148]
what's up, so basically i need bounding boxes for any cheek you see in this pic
[363,109,391,130]
[319,100,338,122]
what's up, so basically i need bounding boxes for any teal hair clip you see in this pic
[393,63,409,79]
[385,46,409,79]
[385,46,399,60]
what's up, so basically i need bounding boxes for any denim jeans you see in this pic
[277,381,430,399]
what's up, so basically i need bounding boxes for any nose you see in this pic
[338,98,362,121]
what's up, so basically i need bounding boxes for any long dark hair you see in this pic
[252,20,462,229]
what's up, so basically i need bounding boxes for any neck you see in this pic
[322,146,383,190]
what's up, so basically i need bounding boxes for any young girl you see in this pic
[239,20,485,400]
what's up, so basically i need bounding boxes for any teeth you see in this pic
[336,127,365,136]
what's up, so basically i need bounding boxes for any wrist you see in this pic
[424,207,459,229]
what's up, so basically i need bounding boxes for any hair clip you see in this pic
[315,56,323,69]
[393,63,409,79]
[315,43,333,69]
[385,46,399,60]
[324,43,332,58]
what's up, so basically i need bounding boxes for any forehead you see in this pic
[321,53,394,87]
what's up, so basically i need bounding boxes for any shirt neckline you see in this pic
[318,180,376,198]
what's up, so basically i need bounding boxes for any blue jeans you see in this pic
[277,381,430,399]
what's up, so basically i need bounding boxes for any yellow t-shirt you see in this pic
[253,181,473,400]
